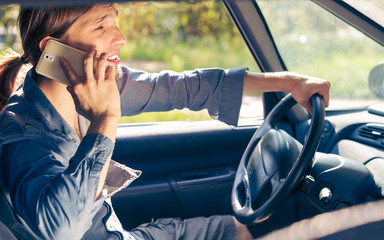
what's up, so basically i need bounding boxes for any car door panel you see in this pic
[111,120,297,229]
[111,121,257,229]
[169,166,236,217]
[112,122,257,176]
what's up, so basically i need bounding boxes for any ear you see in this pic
[39,36,57,52]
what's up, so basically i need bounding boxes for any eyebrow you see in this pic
[94,14,109,24]
[88,8,118,26]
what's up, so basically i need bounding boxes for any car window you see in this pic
[257,0,384,110]
[114,1,262,124]
[0,2,262,124]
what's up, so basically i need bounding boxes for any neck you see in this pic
[36,76,80,137]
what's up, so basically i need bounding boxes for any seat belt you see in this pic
[0,189,38,240]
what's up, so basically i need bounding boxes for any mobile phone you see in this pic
[36,39,90,85]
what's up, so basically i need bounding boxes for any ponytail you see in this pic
[0,50,29,111]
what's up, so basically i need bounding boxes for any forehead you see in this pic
[76,4,118,25]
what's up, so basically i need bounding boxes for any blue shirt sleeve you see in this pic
[116,66,247,126]
[2,134,113,240]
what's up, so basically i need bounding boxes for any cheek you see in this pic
[59,32,99,53]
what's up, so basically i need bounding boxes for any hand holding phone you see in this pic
[60,49,121,143]
[36,39,109,85]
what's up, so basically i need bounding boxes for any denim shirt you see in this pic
[0,66,247,239]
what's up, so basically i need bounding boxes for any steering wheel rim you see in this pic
[232,93,325,225]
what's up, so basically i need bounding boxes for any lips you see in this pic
[107,55,120,65]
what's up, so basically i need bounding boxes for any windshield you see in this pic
[257,0,384,110]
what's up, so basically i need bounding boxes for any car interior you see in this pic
[2,0,384,239]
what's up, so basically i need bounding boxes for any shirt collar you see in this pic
[23,69,79,142]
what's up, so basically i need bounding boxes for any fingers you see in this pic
[305,77,331,109]
[320,81,331,107]
[62,48,120,124]
[83,50,111,82]
[75,50,112,84]
[310,80,330,108]
[95,53,108,80]
[59,57,79,86]
[105,65,116,81]
[60,50,100,86]
[302,102,313,115]
[317,90,329,108]
[291,75,330,114]
[83,50,96,81]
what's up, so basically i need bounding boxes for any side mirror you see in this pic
[368,62,384,116]
[369,61,384,100]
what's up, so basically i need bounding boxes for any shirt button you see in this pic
[106,223,116,231]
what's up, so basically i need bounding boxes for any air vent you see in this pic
[358,124,384,141]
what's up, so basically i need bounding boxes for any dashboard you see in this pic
[296,107,384,214]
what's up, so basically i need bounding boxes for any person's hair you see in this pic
[0,6,93,110]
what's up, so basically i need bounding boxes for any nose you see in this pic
[112,26,127,47]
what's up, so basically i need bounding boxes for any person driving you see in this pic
[0,3,330,240]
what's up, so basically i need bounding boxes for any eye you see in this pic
[95,26,105,31]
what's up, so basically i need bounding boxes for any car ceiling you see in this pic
[2,0,154,7]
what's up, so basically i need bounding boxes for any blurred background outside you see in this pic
[1,1,384,124]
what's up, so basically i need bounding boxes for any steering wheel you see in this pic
[232,93,325,225]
